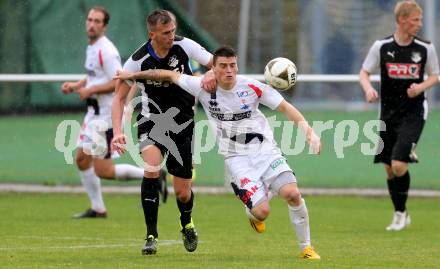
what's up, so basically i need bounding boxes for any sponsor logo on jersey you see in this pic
[387,51,395,59]
[386,63,420,79]
[240,103,250,110]
[168,55,179,68]
[240,99,249,110]
[210,111,252,121]
[270,158,285,171]
[236,90,249,98]
[411,52,422,63]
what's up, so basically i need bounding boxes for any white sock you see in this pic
[79,167,106,212]
[288,198,311,250]
[114,164,144,180]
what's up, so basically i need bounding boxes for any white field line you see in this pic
[1,183,440,197]
[0,239,186,251]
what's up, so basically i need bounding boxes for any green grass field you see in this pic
[1,193,439,268]
[1,109,440,189]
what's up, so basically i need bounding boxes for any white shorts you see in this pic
[225,152,296,209]
[76,112,113,159]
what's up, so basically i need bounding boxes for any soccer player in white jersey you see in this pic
[61,6,147,218]
[113,46,322,260]
[360,0,439,231]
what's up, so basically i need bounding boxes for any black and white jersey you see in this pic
[123,36,211,124]
[362,35,439,120]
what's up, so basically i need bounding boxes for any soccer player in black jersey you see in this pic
[111,10,213,254]
[360,1,439,231]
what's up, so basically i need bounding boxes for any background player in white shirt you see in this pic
[61,6,145,218]
[113,46,321,260]
[359,1,439,231]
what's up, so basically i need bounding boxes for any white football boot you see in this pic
[386,211,411,231]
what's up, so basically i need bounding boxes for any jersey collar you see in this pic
[147,40,162,62]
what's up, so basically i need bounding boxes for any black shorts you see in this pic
[137,114,194,179]
[374,113,425,165]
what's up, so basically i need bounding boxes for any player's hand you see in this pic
[407,83,423,98]
[61,82,76,94]
[114,70,133,81]
[201,70,216,93]
[364,88,379,103]
[77,87,92,100]
[111,133,127,155]
[307,130,321,155]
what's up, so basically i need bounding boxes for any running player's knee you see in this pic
[76,153,91,170]
[285,188,302,205]
[391,161,407,177]
[279,183,301,204]
[174,187,191,202]
[252,203,270,220]
[144,171,160,178]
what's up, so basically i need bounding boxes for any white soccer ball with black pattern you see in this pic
[264,57,297,91]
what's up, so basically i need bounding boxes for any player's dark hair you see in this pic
[147,9,176,31]
[213,45,237,64]
[90,6,110,25]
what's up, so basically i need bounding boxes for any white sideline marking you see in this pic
[0,240,186,251]
[1,183,440,197]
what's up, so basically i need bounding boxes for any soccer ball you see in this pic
[264,57,297,91]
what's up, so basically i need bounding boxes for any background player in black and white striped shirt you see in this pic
[359,1,439,231]
[61,6,146,219]
[112,10,214,255]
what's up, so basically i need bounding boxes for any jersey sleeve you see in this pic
[253,80,284,110]
[180,38,212,66]
[362,41,381,73]
[426,43,440,75]
[121,56,142,87]
[177,74,203,97]
[102,49,122,79]
[122,56,141,73]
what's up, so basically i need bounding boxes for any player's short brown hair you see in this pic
[90,6,110,25]
[146,10,176,32]
[213,46,237,65]
[394,0,422,22]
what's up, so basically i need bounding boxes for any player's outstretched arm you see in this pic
[359,69,379,103]
[114,69,181,85]
[277,100,321,154]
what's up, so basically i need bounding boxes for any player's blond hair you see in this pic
[394,1,422,22]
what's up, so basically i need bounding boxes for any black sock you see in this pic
[387,178,398,211]
[394,171,410,212]
[177,190,194,227]
[141,177,160,238]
